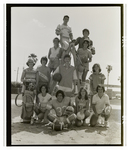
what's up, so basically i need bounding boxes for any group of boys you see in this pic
[21,15,112,130]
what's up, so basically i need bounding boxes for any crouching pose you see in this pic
[90,84,112,128]
[75,87,90,127]
[43,90,76,131]
[30,84,52,125]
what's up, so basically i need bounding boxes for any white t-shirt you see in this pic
[56,24,72,38]
[38,93,52,112]
[92,93,110,114]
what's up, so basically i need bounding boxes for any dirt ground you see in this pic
[11,95,122,145]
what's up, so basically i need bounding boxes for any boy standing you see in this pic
[55,15,73,60]
[48,37,63,73]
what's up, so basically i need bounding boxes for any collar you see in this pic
[96,93,105,98]
[63,64,72,68]
[93,72,102,75]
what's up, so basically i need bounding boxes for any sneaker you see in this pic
[30,117,34,125]
[105,121,109,128]
[35,119,41,124]
[20,118,23,123]
[63,124,69,129]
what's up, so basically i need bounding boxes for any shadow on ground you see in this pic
[11,99,121,137]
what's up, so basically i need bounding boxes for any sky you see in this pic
[11,6,121,86]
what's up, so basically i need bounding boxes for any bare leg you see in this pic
[82,69,88,82]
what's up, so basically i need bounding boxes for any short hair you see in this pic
[92,63,101,73]
[63,15,69,19]
[39,84,48,93]
[82,40,89,48]
[96,84,105,93]
[89,40,93,46]
[56,90,65,98]
[26,59,35,66]
[82,29,90,35]
[53,37,60,43]
[78,87,88,100]
[40,56,48,64]
[64,54,71,60]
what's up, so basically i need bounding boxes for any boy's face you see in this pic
[83,41,89,48]
[54,39,59,46]
[83,30,89,37]
[94,65,100,72]
[28,61,34,67]
[81,89,86,97]
[41,60,47,66]
[98,87,104,94]
[63,17,69,24]
[57,93,63,102]
[64,57,71,64]
[41,86,46,93]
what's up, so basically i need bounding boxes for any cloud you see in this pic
[32,19,46,28]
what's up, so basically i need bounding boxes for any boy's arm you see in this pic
[42,102,53,124]
[87,51,92,63]
[21,70,25,82]
[55,24,61,36]
[86,100,90,110]
[89,76,93,94]
[75,37,80,46]
[101,74,106,85]
[92,104,98,115]
[88,57,92,63]
[92,96,98,116]
[69,33,73,41]
[35,71,39,89]
[48,48,51,59]
[75,97,78,113]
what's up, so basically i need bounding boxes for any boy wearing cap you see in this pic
[48,37,63,73]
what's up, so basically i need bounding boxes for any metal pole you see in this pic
[16,67,19,83]
[107,72,109,90]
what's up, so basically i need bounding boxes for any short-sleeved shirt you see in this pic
[54,64,77,91]
[75,37,91,49]
[77,48,92,70]
[75,96,89,112]
[38,93,52,112]
[56,24,72,38]
[89,73,106,94]
[46,97,71,117]
[92,93,110,114]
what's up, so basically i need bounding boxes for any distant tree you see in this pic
[11,81,22,88]
[106,65,112,89]
[118,76,121,83]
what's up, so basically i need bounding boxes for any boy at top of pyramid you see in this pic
[55,15,73,61]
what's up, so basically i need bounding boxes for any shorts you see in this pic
[60,37,69,50]
[48,58,60,69]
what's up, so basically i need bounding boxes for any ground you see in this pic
[11,94,122,145]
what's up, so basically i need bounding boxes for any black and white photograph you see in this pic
[6,4,125,146]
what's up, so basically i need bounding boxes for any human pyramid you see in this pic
[20,15,112,131]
